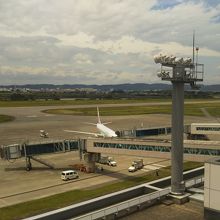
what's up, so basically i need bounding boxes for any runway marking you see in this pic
[141,164,166,171]
[26,115,38,118]
[151,163,166,167]
[141,168,151,171]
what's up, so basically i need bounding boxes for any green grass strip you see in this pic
[0,161,203,220]
[42,102,220,117]
[42,105,172,116]
[0,98,217,107]
[0,115,15,123]
[0,98,170,107]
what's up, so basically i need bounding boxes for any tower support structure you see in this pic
[154,53,204,195]
[171,75,185,194]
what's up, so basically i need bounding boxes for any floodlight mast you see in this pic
[154,51,204,195]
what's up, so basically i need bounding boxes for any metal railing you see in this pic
[24,168,204,220]
[185,175,204,188]
[72,188,170,220]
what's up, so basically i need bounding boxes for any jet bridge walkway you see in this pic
[85,138,220,162]
[0,139,78,170]
[1,137,220,170]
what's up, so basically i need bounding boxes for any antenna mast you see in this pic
[192,30,195,65]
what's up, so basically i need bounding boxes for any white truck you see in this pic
[40,130,48,138]
[98,156,117,166]
[128,159,144,172]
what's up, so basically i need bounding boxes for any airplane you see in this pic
[64,107,118,138]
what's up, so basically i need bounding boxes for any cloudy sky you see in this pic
[0,0,220,85]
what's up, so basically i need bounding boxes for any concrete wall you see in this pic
[204,157,220,220]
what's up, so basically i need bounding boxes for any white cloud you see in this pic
[73,53,93,65]
[0,0,220,85]
[56,33,220,57]
[0,65,50,75]
[104,59,115,65]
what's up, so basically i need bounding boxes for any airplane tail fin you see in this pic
[82,107,102,125]
[97,106,101,124]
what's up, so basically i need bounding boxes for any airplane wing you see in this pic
[102,122,112,125]
[64,130,103,137]
[82,122,97,126]
[83,122,112,125]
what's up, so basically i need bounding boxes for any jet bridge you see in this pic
[0,139,78,170]
[1,137,220,171]
[85,138,220,162]
[119,126,172,138]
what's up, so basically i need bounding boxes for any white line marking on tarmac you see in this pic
[152,163,166,167]
[144,165,157,170]
[26,115,38,118]
[141,168,151,171]
[141,163,166,171]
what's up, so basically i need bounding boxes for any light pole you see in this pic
[154,53,204,195]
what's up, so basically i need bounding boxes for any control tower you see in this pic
[154,41,204,195]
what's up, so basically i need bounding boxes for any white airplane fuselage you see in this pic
[97,123,117,138]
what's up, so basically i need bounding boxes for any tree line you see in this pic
[0,90,214,101]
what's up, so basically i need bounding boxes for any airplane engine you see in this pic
[115,130,121,137]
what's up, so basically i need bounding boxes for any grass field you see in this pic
[0,98,218,107]
[0,98,171,107]
[0,115,15,123]
[1,98,219,117]
[0,161,203,220]
[42,102,220,117]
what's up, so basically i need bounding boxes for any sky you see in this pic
[0,0,220,85]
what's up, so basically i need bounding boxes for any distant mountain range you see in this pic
[0,83,220,92]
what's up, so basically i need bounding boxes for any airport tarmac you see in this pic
[0,103,216,145]
[0,103,213,213]
[0,151,171,207]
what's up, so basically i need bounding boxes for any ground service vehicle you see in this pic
[61,170,79,181]
[128,159,144,172]
[98,156,117,166]
[40,130,48,138]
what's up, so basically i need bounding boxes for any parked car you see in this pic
[61,170,79,181]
